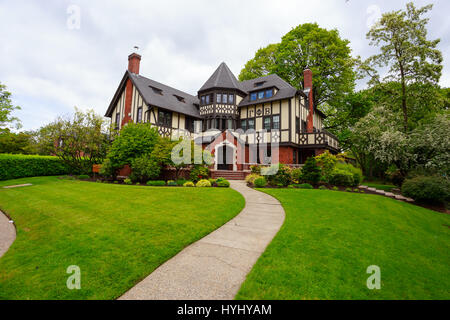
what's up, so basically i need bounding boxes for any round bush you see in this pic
[183,181,195,187]
[329,169,354,187]
[319,185,328,190]
[217,179,230,188]
[176,179,187,186]
[196,179,212,187]
[245,173,261,185]
[167,180,177,186]
[78,174,90,180]
[253,177,267,188]
[402,175,450,204]
[296,183,313,189]
[123,178,132,185]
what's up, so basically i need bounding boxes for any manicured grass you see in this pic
[236,189,450,300]
[0,176,244,300]
[363,181,396,192]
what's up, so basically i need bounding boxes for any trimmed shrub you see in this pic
[146,180,166,186]
[345,187,352,192]
[217,179,230,188]
[183,181,195,187]
[190,165,210,183]
[300,157,322,185]
[250,165,261,174]
[123,178,132,185]
[208,178,217,186]
[176,179,187,186]
[329,169,354,187]
[402,175,450,204]
[130,155,160,182]
[78,174,90,180]
[332,186,339,191]
[196,179,212,187]
[254,177,267,188]
[315,151,337,181]
[319,185,328,190]
[295,183,313,189]
[167,180,177,186]
[264,164,292,187]
[336,162,363,186]
[245,173,262,185]
[291,168,302,183]
[113,181,118,184]
[0,154,72,180]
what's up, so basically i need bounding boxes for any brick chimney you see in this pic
[128,53,141,74]
[304,69,314,133]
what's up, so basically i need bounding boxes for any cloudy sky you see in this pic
[1,0,449,131]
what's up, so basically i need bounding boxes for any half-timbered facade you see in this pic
[105,53,339,172]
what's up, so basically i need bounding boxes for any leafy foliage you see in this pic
[402,175,449,204]
[0,82,21,131]
[264,164,292,187]
[130,155,160,182]
[217,179,230,188]
[189,165,210,183]
[196,179,212,187]
[300,157,321,185]
[146,180,166,186]
[328,169,355,187]
[253,177,267,188]
[314,151,337,182]
[0,154,72,180]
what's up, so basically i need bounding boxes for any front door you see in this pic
[217,145,233,170]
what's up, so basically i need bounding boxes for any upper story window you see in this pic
[229,94,234,104]
[174,95,185,103]
[137,107,143,123]
[241,119,247,131]
[215,93,234,104]
[263,116,271,130]
[185,116,195,133]
[222,94,228,104]
[158,110,172,127]
[250,88,274,102]
[263,115,279,130]
[272,115,280,129]
[254,81,266,87]
[247,118,255,130]
[216,93,222,103]
[150,86,163,95]
[200,94,212,105]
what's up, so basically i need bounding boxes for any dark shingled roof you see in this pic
[198,62,244,93]
[105,71,201,118]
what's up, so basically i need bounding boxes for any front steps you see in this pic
[211,170,248,180]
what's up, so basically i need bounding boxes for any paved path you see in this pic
[0,210,16,258]
[119,181,285,300]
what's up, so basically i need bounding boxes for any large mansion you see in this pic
[105,53,339,173]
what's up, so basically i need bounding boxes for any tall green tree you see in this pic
[0,82,21,131]
[363,2,442,132]
[238,44,279,81]
[239,23,356,108]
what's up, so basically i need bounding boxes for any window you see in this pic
[248,118,255,130]
[115,113,120,129]
[272,115,280,129]
[185,116,195,133]
[258,91,265,99]
[263,116,271,130]
[205,95,210,104]
[174,95,185,103]
[265,89,273,98]
[216,93,222,103]
[222,94,228,104]
[241,119,247,131]
[250,92,257,101]
[158,110,172,127]
[302,120,307,132]
[254,81,266,87]
[229,94,234,104]
[227,119,233,130]
[137,107,143,123]
[201,96,206,104]
[150,86,163,95]
[296,117,300,133]
[293,149,297,164]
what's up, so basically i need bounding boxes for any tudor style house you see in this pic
[105,53,339,176]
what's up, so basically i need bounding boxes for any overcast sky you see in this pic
[1,0,449,131]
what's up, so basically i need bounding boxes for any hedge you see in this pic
[0,154,72,181]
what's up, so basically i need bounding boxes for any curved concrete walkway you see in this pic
[119,180,285,300]
[0,210,16,258]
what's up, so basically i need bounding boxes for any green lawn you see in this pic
[237,189,450,300]
[0,176,244,300]
[363,181,396,192]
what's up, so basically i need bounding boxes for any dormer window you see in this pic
[150,86,163,95]
[254,81,266,87]
[249,88,274,101]
[174,94,185,103]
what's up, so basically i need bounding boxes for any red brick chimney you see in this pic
[304,69,314,133]
[128,53,141,74]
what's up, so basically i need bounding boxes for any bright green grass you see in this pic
[364,182,396,192]
[236,189,450,300]
[0,176,244,300]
